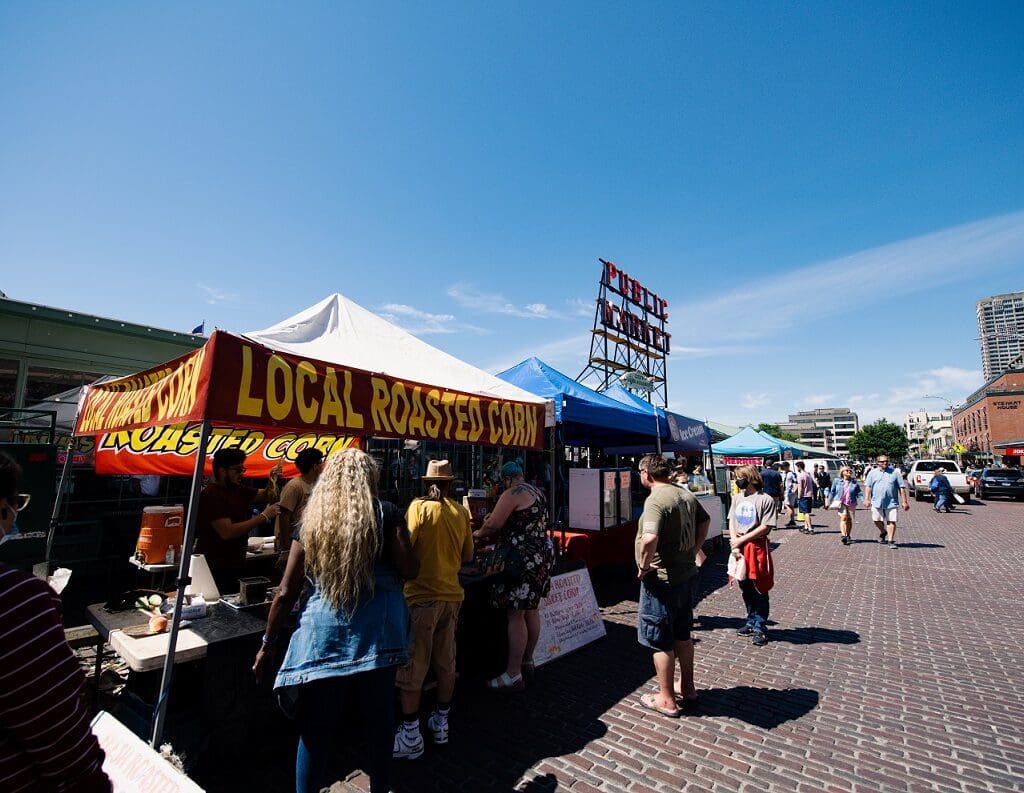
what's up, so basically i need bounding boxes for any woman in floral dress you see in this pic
[473,461,553,691]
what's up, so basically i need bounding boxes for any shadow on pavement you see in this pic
[892,542,946,549]
[385,620,657,792]
[764,626,860,645]
[689,685,820,729]
[694,616,859,645]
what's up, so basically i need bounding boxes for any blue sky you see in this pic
[2,3,1023,427]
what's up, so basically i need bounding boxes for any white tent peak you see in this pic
[244,293,552,421]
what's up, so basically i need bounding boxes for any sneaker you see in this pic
[427,710,449,745]
[736,619,754,636]
[840,536,848,545]
[393,726,424,759]
[889,542,898,550]
[878,535,887,544]
[751,629,768,647]
[806,528,815,535]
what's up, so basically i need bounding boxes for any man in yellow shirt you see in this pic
[393,460,474,759]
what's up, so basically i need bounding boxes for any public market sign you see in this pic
[599,260,671,354]
[75,331,545,450]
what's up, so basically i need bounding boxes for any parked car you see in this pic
[906,460,971,501]
[975,468,1024,501]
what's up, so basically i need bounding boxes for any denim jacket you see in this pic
[828,478,861,506]
[275,503,411,694]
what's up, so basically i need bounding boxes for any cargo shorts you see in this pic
[395,600,461,692]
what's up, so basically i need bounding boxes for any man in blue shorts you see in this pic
[794,461,815,535]
[634,454,710,717]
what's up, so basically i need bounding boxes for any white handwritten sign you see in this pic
[91,711,205,793]
[534,568,606,666]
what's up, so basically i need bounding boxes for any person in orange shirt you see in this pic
[393,460,474,759]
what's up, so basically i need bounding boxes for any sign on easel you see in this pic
[534,568,606,666]
[91,711,205,792]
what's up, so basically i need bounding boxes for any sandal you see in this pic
[639,693,680,718]
[486,672,525,692]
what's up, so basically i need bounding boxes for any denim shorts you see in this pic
[798,497,813,514]
[637,577,694,651]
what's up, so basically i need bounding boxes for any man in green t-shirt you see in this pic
[635,454,711,717]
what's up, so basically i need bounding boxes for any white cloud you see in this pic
[670,210,1024,340]
[843,366,984,424]
[197,282,241,305]
[566,297,595,317]
[482,333,591,374]
[377,302,486,336]
[799,393,836,407]
[741,392,770,409]
[447,283,566,319]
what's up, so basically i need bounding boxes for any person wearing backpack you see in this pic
[814,465,832,508]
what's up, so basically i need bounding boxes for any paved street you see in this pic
[315,497,1024,793]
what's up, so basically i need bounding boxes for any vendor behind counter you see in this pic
[196,449,282,593]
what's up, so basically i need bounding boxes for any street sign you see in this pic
[952,443,966,454]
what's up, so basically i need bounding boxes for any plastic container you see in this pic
[135,505,184,565]
[239,576,271,606]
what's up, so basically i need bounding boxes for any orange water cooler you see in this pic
[135,505,185,565]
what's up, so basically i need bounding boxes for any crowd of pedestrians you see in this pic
[251,452,552,793]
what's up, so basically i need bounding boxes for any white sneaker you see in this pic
[393,726,424,759]
[427,710,449,745]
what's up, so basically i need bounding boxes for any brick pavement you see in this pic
[200,498,1024,792]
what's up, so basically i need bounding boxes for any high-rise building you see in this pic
[977,291,1024,381]
[778,408,859,456]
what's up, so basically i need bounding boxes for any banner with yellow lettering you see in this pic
[75,331,546,450]
[94,424,360,477]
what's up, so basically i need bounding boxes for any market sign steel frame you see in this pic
[577,259,670,408]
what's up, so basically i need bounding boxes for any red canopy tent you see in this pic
[73,328,547,746]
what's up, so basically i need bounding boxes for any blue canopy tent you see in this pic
[600,383,710,454]
[498,358,667,531]
[496,358,658,445]
[711,425,786,457]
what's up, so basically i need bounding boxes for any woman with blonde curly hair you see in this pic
[254,449,418,793]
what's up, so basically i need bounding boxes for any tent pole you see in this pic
[151,419,212,748]
[40,386,91,579]
[39,435,76,580]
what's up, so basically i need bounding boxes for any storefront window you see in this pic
[0,359,17,409]
[24,367,105,406]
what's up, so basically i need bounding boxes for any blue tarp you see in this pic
[601,383,710,452]
[496,358,657,443]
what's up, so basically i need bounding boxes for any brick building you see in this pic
[951,368,1024,464]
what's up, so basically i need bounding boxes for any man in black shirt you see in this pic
[760,463,783,516]
[196,448,281,593]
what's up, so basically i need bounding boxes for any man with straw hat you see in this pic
[394,460,474,759]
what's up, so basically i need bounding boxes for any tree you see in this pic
[845,419,909,460]
[756,423,800,443]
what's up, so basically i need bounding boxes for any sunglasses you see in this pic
[5,493,31,512]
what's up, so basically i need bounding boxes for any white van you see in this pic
[797,459,843,479]
[774,458,843,479]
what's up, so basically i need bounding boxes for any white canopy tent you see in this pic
[243,293,554,425]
